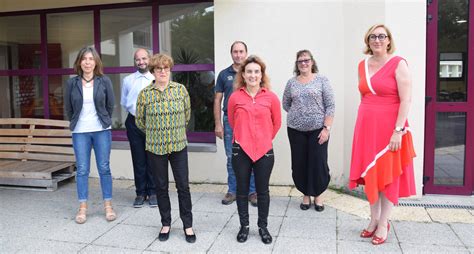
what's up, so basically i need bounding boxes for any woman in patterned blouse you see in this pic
[282,49,335,212]
[135,53,196,243]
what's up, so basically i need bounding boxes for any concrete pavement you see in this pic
[0,179,473,253]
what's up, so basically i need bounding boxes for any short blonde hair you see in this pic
[363,24,396,55]
[148,53,174,73]
[234,55,271,90]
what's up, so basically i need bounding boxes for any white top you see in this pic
[121,71,155,116]
[73,85,107,133]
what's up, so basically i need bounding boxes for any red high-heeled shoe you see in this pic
[372,223,390,245]
[360,225,377,238]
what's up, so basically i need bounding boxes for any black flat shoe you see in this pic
[184,229,196,243]
[158,227,170,241]
[236,226,249,243]
[258,227,272,244]
[315,204,325,212]
[300,203,310,210]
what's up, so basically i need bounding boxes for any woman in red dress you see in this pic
[349,24,416,245]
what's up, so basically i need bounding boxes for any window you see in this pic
[0,1,215,143]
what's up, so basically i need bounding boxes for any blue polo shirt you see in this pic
[215,65,237,116]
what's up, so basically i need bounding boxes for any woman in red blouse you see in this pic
[227,55,281,244]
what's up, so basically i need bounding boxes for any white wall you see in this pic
[98,0,426,196]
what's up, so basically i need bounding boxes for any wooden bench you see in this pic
[0,118,75,190]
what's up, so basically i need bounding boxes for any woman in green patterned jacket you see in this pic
[135,53,196,243]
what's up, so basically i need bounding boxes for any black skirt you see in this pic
[287,127,330,196]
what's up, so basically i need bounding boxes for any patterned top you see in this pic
[136,81,191,155]
[282,75,335,131]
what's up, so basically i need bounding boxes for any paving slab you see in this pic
[279,216,336,240]
[92,224,158,250]
[121,206,174,228]
[394,221,464,246]
[391,206,431,222]
[80,244,143,254]
[179,211,233,232]
[273,236,337,253]
[192,193,237,214]
[190,183,226,193]
[427,208,474,223]
[269,186,292,197]
[1,213,71,239]
[325,195,367,214]
[248,196,290,217]
[450,223,474,247]
[1,236,86,254]
[399,243,470,254]
[1,180,474,253]
[47,214,125,243]
[338,239,402,253]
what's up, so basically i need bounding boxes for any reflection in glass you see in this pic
[108,73,129,130]
[8,76,44,118]
[47,11,94,69]
[159,3,214,64]
[172,71,215,132]
[434,112,466,186]
[100,7,152,67]
[0,15,41,70]
[48,75,74,120]
[437,0,469,102]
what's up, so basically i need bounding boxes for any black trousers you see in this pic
[147,147,193,229]
[287,127,330,197]
[232,143,274,228]
[125,114,155,196]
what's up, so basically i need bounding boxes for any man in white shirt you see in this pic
[121,48,157,208]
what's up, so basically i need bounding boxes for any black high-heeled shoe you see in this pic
[158,227,170,241]
[258,227,272,244]
[236,226,249,243]
[184,228,196,243]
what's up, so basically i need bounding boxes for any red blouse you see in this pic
[227,88,281,162]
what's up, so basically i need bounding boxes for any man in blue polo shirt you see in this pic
[214,41,257,206]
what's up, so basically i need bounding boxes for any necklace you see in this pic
[81,75,94,83]
[82,75,94,88]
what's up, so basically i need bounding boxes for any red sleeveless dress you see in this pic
[349,56,416,205]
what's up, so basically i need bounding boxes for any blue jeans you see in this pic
[72,130,113,202]
[223,115,255,194]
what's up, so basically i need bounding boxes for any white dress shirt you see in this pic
[121,71,155,116]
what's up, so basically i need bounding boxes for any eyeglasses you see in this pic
[368,34,388,42]
[155,67,170,72]
[296,59,312,65]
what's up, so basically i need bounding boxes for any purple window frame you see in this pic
[0,0,215,144]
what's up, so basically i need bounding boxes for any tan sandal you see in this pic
[75,207,87,224]
[104,205,116,221]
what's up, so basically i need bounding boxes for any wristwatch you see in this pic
[323,125,331,131]
[394,126,405,132]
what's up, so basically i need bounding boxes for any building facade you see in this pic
[1,0,473,196]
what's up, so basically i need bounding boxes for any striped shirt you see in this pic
[136,81,191,155]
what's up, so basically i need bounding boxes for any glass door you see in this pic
[424,0,474,195]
